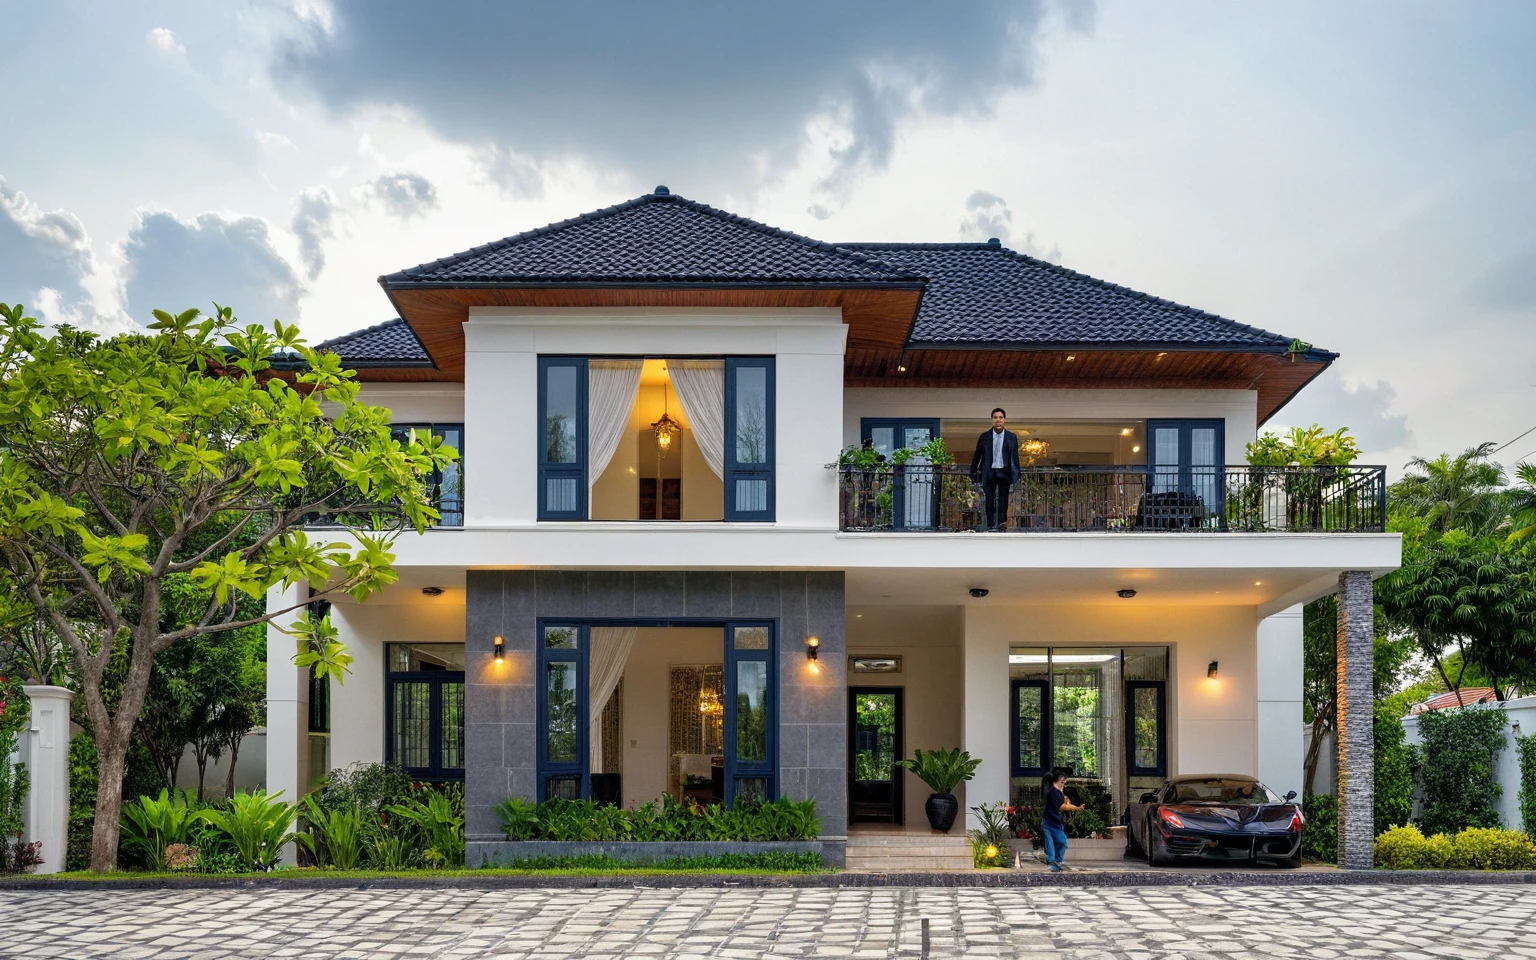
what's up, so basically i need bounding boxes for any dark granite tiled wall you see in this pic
[464,571,847,840]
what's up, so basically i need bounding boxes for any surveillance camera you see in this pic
[969,587,989,599]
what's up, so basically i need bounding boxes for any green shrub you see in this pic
[387,785,465,868]
[120,789,201,871]
[1417,707,1506,835]
[0,680,29,852]
[1374,703,1415,834]
[1375,825,1535,870]
[1518,732,1536,838]
[1301,794,1337,863]
[196,790,306,872]
[301,796,365,870]
[66,734,164,871]
[496,795,820,843]
[896,748,981,794]
[1445,827,1536,870]
[1063,782,1114,839]
[312,761,416,815]
[489,851,822,872]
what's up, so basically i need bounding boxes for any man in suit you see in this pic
[970,408,1020,531]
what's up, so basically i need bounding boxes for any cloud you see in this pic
[0,176,104,327]
[257,130,298,153]
[121,211,302,326]
[1462,250,1536,311]
[1270,369,1412,456]
[291,186,339,278]
[146,27,184,55]
[365,171,437,219]
[959,190,1061,262]
[271,1,1087,200]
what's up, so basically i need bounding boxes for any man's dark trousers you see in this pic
[981,467,1011,530]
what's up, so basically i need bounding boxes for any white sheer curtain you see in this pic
[667,360,725,480]
[588,626,638,771]
[588,360,643,487]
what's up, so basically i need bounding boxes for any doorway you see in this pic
[848,687,904,824]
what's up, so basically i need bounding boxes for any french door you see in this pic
[1146,419,1225,527]
[860,418,941,528]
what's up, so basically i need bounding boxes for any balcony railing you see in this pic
[836,464,1387,533]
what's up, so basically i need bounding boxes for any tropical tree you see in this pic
[0,301,455,871]
[1507,462,1536,545]
[1391,442,1508,534]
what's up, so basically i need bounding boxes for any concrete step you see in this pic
[846,857,973,872]
[845,833,974,871]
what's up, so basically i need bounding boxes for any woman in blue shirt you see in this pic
[1041,767,1083,872]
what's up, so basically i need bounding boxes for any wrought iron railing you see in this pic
[835,464,1387,533]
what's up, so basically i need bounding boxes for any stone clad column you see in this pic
[1335,570,1375,869]
[21,685,74,874]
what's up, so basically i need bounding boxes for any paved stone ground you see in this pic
[0,883,1533,959]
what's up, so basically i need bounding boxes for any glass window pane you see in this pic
[1190,428,1217,467]
[545,477,580,512]
[734,660,768,762]
[388,643,466,672]
[734,777,770,803]
[1015,685,1043,770]
[869,426,896,456]
[734,366,768,464]
[1133,686,1160,771]
[733,626,769,651]
[853,693,896,782]
[734,478,768,513]
[545,662,579,763]
[1152,427,1180,493]
[544,626,578,649]
[545,776,580,801]
[1050,651,1120,780]
[392,681,431,769]
[544,365,579,463]
[440,682,465,769]
[902,426,932,448]
[436,426,464,525]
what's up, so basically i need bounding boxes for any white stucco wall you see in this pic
[355,382,465,424]
[843,386,1260,465]
[1256,605,1305,798]
[327,594,466,772]
[462,307,848,528]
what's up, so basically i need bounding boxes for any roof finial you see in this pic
[654,185,670,196]
[987,237,1001,248]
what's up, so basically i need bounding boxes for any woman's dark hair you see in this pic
[991,407,1007,418]
[1042,766,1072,792]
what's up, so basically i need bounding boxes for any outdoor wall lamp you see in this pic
[1207,660,1219,679]
[494,635,505,661]
[805,636,821,674]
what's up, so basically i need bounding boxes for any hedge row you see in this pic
[1374,825,1536,870]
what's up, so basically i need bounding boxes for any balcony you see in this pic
[835,464,1387,533]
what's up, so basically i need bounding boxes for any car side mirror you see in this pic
[1284,790,1297,802]
[1140,792,1157,803]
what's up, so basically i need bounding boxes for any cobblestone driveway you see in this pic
[1,883,1533,959]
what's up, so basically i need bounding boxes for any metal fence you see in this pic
[836,464,1387,533]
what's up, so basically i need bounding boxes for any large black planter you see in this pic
[924,792,959,832]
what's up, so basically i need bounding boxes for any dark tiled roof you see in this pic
[839,242,1301,351]
[315,318,430,365]
[381,189,920,286]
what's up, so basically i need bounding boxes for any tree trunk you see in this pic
[1303,716,1331,798]
[224,734,243,800]
[89,725,130,873]
[195,753,209,803]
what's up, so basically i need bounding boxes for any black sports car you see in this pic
[1125,774,1303,868]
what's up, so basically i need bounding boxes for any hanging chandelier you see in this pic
[1020,437,1050,464]
[652,380,680,451]
[698,686,722,716]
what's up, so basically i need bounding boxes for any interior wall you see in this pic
[590,380,723,521]
[618,627,725,808]
[327,594,467,773]
[847,605,964,827]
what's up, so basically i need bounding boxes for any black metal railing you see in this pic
[836,464,1387,533]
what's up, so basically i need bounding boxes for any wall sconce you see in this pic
[1207,660,1219,679]
[806,636,820,673]
[494,635,505,661]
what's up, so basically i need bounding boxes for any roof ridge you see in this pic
[380,191,922,284]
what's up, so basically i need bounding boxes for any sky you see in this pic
[3,0,1534,474]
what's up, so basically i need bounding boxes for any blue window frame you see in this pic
[1145,418,1225,528]
[860,418,942,529]
[1125,680,1167,777]
[724,358,775,521]
[1009,679,1050,779]
[390,423,465,527]
[538,358,587,520]
[385,647,466,782]
[534,618,777,804]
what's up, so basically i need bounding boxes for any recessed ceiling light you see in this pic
[1120,428,1133,436]
[897,365,907,372]
[855,614,863,618]
[1065,354,1076,362]
[1132,445,1141,453]
[1254,581,1262,586]
[1155,352,1168,361]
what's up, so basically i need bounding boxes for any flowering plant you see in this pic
[1006,803,1041,841]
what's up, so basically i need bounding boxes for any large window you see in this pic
[1146,419,1224,526]
[390,423,464,527]
[538,357,773,522]
[385,643,466,781]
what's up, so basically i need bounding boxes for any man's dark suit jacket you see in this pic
[970,428,1021,483]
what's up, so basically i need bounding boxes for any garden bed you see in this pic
[469,839,841,869]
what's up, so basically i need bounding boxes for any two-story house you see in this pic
[266,187,1399,869]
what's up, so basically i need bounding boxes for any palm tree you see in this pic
[1508,462,1536,544]
[1391,442,1507,534]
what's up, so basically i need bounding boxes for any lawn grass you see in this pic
[20,865,831,881]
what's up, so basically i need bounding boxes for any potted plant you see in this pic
[896,747,981,832]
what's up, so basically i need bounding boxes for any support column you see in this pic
[960,607,1010,830]
[1335,570,1375,869]
[265,582,309,859]
[20,685,74,874]
[1256,605,1304,799]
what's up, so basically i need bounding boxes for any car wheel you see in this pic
[1277,851,1302,869]
[1145,816,1170,866]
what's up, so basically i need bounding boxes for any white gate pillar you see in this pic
[21,685,74,875]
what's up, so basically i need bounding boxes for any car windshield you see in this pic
[1168,778,1276,804]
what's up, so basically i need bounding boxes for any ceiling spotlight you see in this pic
[897,364,907,372]
[1065,354,1076,362]
[421,586,444,597]
[1117,588,1137,599]
[1120,427,1133,436]
[969,587,990,599]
